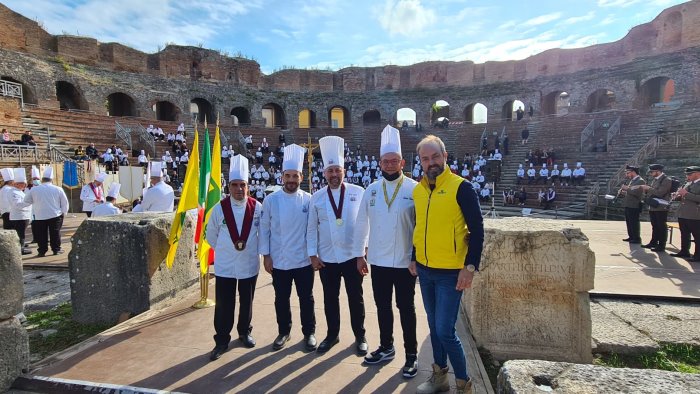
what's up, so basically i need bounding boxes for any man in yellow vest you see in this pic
[412,135,484,394]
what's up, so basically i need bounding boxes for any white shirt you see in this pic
[92,202,121,217]
[206,197,262,279]
[9,188,31,220]
[517,168,525,177]
[527,168,536,176]
[0,185,13,214]
[135,181,174,212]
[353,176,417,268]
[260,189,312,270]
[551,169,560,176]
[307,182,364,263]
[23,182,69,220]
[561,168,572,177]
[138,155,148,164]
[539,168,549,177]
[80,183,104,212]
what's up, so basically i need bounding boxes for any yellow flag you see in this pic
[197,122,222,273]
[166,126,200,268]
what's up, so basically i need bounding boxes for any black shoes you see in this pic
[272,334,290,350]
[670,252,691,258]
[304,334,317,351]
[402,354,418,378]
[209,345,228,361]
[21,249,32,255]
[239,334,256,348]
[53,250,64,255]
[36,252,46,257]
[641,243,655,249]
[689,256,700,263]
[651,246,666,252]
[622,238,631,241]
[356,338,368,356]
[364,346,395,364]
[317,337,339,353]
[628,240,641,244]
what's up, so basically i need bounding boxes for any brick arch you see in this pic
[362,109,381,126]
[431,100,450,124]
[106,92,137,117]
[502,99,525,121]
[395,107,417,127]
[55,80,89,111]
[542,90,570,116]
[150,100,180,121]
[585,89,616,113]
[298,108,316,128]
[262,102,286,128]
[464,103,487,124]
[190,97,214,123]
[0,76,37,104]
[636,76,674,109]
[328,105,350,128]
[230,106,251,125]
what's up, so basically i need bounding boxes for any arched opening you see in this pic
[55,81,88,111]
[637,77,675,109]
[1,76,37,104]
[662,11,682,47]
[464,103,487,124]
[396,108,417,128]
[542,91,570,116]
[298,109,317,128]
[262,103,286,128]
[362,109,381,126]
[585,89,616,113]
[431,100,450,124]
[106,92,136,117]
[329,105,350,128]
[230,107,250,126]
[190,98,214,123]
[502,99,525,121]
[153,101,180,121]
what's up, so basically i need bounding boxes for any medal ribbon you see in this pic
[220,196,256,248]
[90,182,102,201]
[327,183,345,221]
[382,176,404,210]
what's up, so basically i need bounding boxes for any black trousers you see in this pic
[648,210,668,247]
[84,211,92,218]
[214,275,257,347]
[272,265,315,336]
[1,212,9,229]
[34,215,63,254]
[9,219,28,247]
[371,265,417,354]
[624,207,641,241]
[319,259,365,340]
[678,218,700,257]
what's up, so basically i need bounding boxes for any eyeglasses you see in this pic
[381,159,401,166]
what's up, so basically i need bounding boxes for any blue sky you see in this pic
[4,0,687,74]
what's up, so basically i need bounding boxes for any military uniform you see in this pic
[674,166,700,261]
[643,164,673,251]
[621,166,646,243]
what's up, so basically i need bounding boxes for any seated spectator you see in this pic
[177,123,185,133]
[102,149,115,172]
[86,143,98,160]
[20,131,36,146]
[279,132,286,144]
[493,149,502,160]
[544,187,556,210]
[480,184,491,202]
[73,146,88,161]
[516,164,525,184]
[573,162,586,185]
[594,139,607,152]
[245,135,253,149]
[560,163,572,186]
[537,189,545,207]
[138,150,148,167]
[538,164,549,184]
[1,129,15,144]
[147,124,155,136]
[261,138,269,153]
[550,164,560,186]
[527,163,536,184]
[167,133,175,143]
[517,187,527,206]
[255,147,263,164]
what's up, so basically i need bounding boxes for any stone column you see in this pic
[463,218,595,363]
[69,212,199,325]
[0,230,29,392]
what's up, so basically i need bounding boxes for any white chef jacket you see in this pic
[539,168,549,177]
[23,183,69,220]
[260,189,311,270]
[0,185,14,214]
[307,182,364,264]
[80,183,104,212]
[134,181,174,212]
[353,176,417,268]
[92,202,121,217]
[9,188,31,220]
[206,197,262,279]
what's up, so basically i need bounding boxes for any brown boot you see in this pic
[416,363,450,393]
[455,378,472,394]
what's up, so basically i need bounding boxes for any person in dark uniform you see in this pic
[671,166,700,262]
[640,164,672,252]
[619,165,646,244]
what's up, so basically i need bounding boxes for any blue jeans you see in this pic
[417,264,468,380]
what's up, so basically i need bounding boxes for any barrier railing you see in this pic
[606,136,659,193]
[606,116,621,147]
[579,119,595,152]
[115,121,133,151]
[0,80,23,108]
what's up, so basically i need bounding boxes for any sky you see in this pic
[3,0,688,75]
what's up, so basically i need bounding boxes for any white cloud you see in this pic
[523,12,562,27]
[597,0,642,7]
[564,11,596,24]
[376,0,437,37]
[598,15,617,26]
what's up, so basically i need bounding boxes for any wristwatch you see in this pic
[465,264,476,272]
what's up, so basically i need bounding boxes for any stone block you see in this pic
[0,317,29,392]
[497,360,700,393]
[590,301,659,355]
[69,212,199,325]
[464,218,595,363]
[0,229,23,320]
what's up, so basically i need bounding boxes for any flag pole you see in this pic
[193,114,215,309]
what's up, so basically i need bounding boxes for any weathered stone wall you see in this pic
[463,218,595,364]
[497,360,700,393]
[68,212,199,325]
[0,230,29,392]
[0,96,22,129]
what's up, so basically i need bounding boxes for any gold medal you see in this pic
[336,218,343,226]
[235,240,246,251]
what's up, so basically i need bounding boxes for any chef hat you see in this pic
[107,148,112,153]
[1,168,14,181]
[95,172,107,183]
[141,150,145,155]
[379,125,401,157]
[43,166,54,179]
[13,168,27,183]
[150,162,164,177]
[563,163,568,168]
[107,183,121,198]
[518,164,523,168]
[554,164,558,169]
[283,144,306,173]
[529,163,533,168]
[319,136,344,168]
[229,154,249,182]
[31,166,40,179]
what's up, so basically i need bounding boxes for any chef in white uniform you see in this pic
[23,167,69,257]
[80,172,106,217]
[92,183,122,217]
[1,167,15,230]
[8,168,32,254]
[133,162,174,212]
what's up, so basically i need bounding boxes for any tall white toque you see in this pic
[1,168,15,181]
[380,124,402,157]
[31,166,40,179]
[95,172,107,183]
[319,136,344,169]
[150,162,164,177]
[283,144,306,172]
[229,154,249,182]
[107,183,121,198]
[43,166,54,179]
[13,168,27,183]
